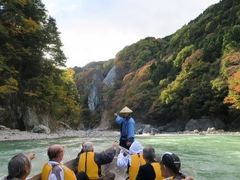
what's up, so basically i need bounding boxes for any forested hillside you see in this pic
[75,0,240,131]
[1,0,240,132]
[0,0,80,130]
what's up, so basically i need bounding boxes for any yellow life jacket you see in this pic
[78,152,99,180]
[129,153,146,180]
[41,162,76,180]
[151,162,163,180]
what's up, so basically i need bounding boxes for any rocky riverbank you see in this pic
[0,128,120,142]
[0,127,240,142]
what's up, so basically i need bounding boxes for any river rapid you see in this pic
[0,134,239,180]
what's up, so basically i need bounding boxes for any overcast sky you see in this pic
[42,0,220,67]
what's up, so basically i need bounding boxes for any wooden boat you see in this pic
[30,150,127,180]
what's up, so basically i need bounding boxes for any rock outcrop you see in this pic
[32,124,50,134]
[88,84,101,111]
[103,66,117,87]
[22,107,39,130]
[185,118,225,131]
[157,120,186,132]
[0,125,10,130]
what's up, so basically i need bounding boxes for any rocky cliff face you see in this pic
[88,84,100,111]
[103,66,117,87]
[75,0,240,130]
[0,100,52,131]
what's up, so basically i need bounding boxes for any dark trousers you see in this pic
[120,138,129,149]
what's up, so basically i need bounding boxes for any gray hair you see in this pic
[143,147,156,162]
[82,142,94,152]
[7,153,31,179]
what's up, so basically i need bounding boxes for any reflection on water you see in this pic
[0,134,240,180]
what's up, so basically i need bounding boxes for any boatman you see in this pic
[115,106,135,149]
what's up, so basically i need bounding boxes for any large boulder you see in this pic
[142,124,152,134]
[185,118,225,131]
[32,125,50,134]
[206,127,216,133]
[135,123,158,134]
[0,125,10,130]
[57,121,71,130]
[157,120,185,132]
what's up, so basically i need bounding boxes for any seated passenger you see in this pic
[136,147,163,180]
[5,152,35,180]
[161,152,194,180]
[74,142,117,180]
[76,171,89,180]
[41,144,76,180]
[117,141,146,180]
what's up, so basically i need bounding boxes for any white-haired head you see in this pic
[82,142,94,152]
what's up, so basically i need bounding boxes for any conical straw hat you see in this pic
[119,106,133,114]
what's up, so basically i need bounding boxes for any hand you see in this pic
[185,176,194,180]
[26,152,36,160]
[120,149,128,156]
[112,142,119,150]
[114,113,118,117]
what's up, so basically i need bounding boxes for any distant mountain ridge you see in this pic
[74,0,240,131]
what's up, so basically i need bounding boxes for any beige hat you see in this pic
[119,106,133,114]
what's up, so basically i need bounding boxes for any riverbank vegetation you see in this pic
[0,0,80,130]
[75,0,240,130]
[1,0,240,131]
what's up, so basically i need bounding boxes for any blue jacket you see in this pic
[115,115,135,140]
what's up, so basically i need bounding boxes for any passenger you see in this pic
[136,147,163,180]
[115,106,135,149]
[117,141,146,180]
[161,152,194,180]
[76,171,89,180]
[41,144,76,180]
[74,142,118,180]
[5,152,35,180]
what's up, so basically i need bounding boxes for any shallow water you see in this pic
[0,134,239,180]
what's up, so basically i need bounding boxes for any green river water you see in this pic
[0,134,239,180]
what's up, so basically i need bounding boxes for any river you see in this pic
[0,134,239,180]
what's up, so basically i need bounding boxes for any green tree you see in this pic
[0,0,80,129]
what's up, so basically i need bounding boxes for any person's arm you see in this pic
[185,176,194,180]
[95,147,117,165]
[115,115,124,125]
[117,152,130,168]
[127,118,135,139]
[26,152,36,160]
